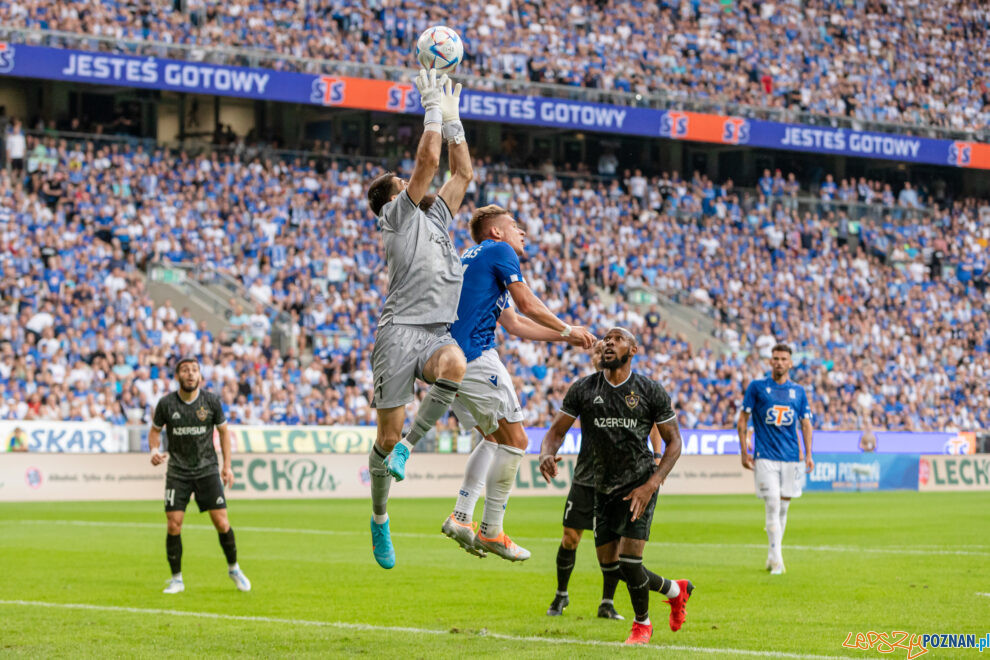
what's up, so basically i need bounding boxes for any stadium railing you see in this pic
[1,27,986,143]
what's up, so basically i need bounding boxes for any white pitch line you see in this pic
[0,599,857,660]
[977,593,990,598]
[9,520,990,557]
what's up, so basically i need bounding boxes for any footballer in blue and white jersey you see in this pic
[442,205,595,563]
[737,343,813,575]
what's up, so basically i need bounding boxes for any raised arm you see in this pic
[506,281,595,348]
[498,305,591,346]
[436,78,473,213]
[407,69,445,206]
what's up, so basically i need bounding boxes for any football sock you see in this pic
[166,533,182,576]
[600,561,622,602]
[453,440,497,524]
[764,496,782,564]
[556,545,577,594]
[369,443,391,523]
[619,554,651,624]
[218,527,237,565]
[479,444,524,538]
[404,378,460,447]
[779,498,791,541]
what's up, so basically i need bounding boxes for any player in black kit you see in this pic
[547,342,666,621]
[148,356,251,594]
[540,328,692,646]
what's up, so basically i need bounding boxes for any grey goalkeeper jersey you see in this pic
[377,190,463,326]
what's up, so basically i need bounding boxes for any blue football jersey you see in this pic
[449,240,524,362]
[742,377,811,461]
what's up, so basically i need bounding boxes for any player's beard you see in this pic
[178,377,200,394]
[418,193,436,212]
[601,353,630,370]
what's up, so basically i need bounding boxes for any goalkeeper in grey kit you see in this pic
[364,68,474,569]
[540,328,693,646]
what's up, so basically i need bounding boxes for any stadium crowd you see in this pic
[5,0,989,133]
[0,126,987,433]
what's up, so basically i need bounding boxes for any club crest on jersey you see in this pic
[625,392,640,409]
[196,405,209,421]
[593,395,605,405]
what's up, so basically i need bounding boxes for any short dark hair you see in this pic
[469,204,510,243]
[367,171,398,216]
[771,343,792,355]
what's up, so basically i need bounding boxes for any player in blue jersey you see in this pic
[440,204,595,562]
[737,343,814,575]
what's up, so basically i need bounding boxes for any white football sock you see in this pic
[453,440,497,524]
[764,497,782,564]
[778,498,791,541]
[479,444,524,538]
[661,579,680,599]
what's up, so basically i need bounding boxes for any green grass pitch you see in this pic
[0,492,986,658]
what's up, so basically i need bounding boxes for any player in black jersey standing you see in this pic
[148,356,250,594]
[547,342,666,621]
[540,328,692,646]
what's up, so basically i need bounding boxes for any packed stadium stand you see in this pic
[1,125,987,431]
[5,0,988,134]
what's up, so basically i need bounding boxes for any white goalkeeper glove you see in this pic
[439,77,465,144]
[415,68,446,128]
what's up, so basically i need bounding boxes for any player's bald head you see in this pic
[605,327,637,346]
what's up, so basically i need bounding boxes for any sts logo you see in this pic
[948,141,972,167]
[0,43,15,74]
[386,84,419,113]
[659,111,689,138]
[310,76,345,106]
[765,405,795,427]
[722,117,750,144]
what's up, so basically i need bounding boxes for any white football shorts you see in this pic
[450,349,523,436]
[754,458,805,499]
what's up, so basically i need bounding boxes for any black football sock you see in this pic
[644,567,680,598]
[619,554,650,623]
[218,528,237,566]
[556,545,577,594]
[166,533,182,576]
[600,561,621,602]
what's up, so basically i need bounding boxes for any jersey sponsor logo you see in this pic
[625,391,640,409]
[170,425,208,436]
[488,374,499,388]
[765,405,795,427]
[196,405,209,421]
[593,418,638,429]
[171,412,181,420]
[593,395,605,405]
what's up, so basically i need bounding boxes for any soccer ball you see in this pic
[416,26,464,73]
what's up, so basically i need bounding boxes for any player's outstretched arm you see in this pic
[407,69,444,206]
[437,78,473,213]
[539,412,576,482]
[506,281,595,348]
[497,306,593,347]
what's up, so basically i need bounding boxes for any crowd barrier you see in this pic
[0,43,987,169]
[1,451,986,502]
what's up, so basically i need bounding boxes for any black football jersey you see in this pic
[561,371,675,494]
[153,390,226,478]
